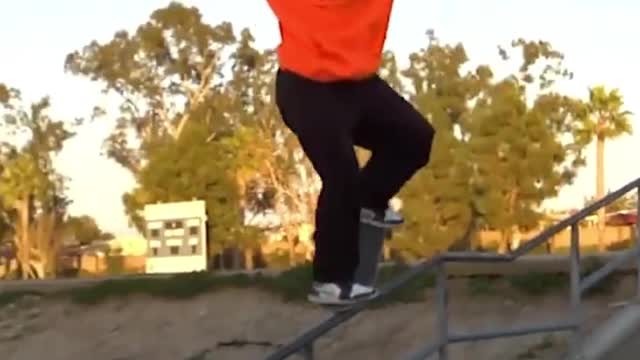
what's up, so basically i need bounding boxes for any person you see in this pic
[266,0,435,305]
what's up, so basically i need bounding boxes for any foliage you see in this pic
[0,262,623,308]
[64,5,633,263]
[0,92,74,278]
[227,29,319,265]
[390,33,592,255]
[586,85,633,140]
[583,192,638,213]
[65,2,237,173]
[123,121,258,257]
[62,215,114,245]
[65,3,261,259]
[585,85,633,250]
[66,4,320,268]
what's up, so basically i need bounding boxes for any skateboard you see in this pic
[318,292,381,312]
[317,221,386,312]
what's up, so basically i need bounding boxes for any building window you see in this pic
[152,248,158,256]
[165,220,184,229]
[149,229,160,238]
[170,246,179,255]
[189,226,199,236]
[191,245,197,254]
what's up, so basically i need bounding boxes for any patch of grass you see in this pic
[503,257,618,298]
[581,257,616,297]
[507,272,569,296]
[467,275,501,296]
[0,290,44,307]
[373,263,435,306]
[515,334,558,359]
[476,242,550,255]
[0,256,626,308]
[259,264,313,302]
[69,271,248,305]
[65,263,436,307]
[67,264,315,305]
[553,245,600,255]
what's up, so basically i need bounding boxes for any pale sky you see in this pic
[0,1,638,236]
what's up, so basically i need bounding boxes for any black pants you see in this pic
[275,69,435,283]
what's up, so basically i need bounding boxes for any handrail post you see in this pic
[436,259,449,360]
[568,223,583,358]
[636,186,640,299]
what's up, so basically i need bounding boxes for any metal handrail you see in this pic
[264,177,640,360]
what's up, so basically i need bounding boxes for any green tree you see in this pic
[466,39,590,252]
[584,192,638,214]
[227,30,319,266]
[62,215,114,245]
[395,32,481,258]
[585,86,633,250]
[0,95,74,278]
[65,2,236,171]
[124,117,264,269]
[392,33,591,256]
[64,3,254,264]
[0,84,11,105]
[0,83,15,245]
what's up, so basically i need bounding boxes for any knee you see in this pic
[408,121,435,168]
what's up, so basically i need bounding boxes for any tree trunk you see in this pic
[498,190,519,254]
[287,232,297,267]
[449,206,478,251]
[596,134,606,251]
[217,252,225,271]
[510,226,522,251]
[231,248,242,270]
[30,260,45,279]
[17,198,30,279]
[497,230,511,254]
[243,248,254,271]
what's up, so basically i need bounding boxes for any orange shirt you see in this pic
[267,0,394,82]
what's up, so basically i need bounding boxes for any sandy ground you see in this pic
[0,277,635,360]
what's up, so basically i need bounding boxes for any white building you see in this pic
[143,200,208,274]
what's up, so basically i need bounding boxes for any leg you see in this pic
[275,70,361,284]
[355,77,435,211]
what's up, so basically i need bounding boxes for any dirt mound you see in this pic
[0,276,633,360]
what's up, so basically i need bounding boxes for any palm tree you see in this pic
[586,85,633,251]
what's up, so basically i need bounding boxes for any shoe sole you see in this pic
[360,218,403,229]
[307,290,379,306]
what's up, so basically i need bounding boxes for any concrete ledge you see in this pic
[579,302,640,360]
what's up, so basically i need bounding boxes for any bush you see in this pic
[607,239,633,252]
[467,275,501,296]
[507,272,568,296]
[373,263,435,306]
[0,257,624,308]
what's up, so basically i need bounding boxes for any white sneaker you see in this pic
[308,282,377,305]
[360,207,404,228]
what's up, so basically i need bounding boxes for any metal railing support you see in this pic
[435,260,449,360]
[264,177,640,360]
[568,223,583,358]
[580,249,638,294]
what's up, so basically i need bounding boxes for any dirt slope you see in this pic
[0,278,633,360]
